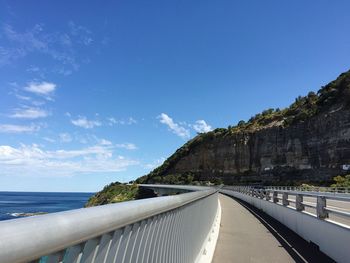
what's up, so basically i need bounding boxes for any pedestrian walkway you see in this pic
[212,194,295,263]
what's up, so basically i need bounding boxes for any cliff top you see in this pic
[136,69,350,184]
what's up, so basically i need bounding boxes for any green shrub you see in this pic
[331,175,350,187]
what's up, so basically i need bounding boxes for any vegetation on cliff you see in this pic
[136,70,350,185]
[85,182,156,207]
[331,175,350,188]
[136,172,223,185]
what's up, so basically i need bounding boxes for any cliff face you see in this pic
[139,70,350,185]
[165,109,350,185]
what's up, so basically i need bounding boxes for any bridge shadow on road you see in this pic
[225,195,336,263]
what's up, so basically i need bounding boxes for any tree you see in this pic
[262,108,274,116]
[237,120,245,126]
[331,175,350,187]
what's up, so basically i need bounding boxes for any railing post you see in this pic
[273,191,278,203]
[295,194,304,211]
[259,190,264,199]
[266,191,271,201]
[282,192,289,206]
[316,196,328,219]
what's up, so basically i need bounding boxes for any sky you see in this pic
[0,0,350,192]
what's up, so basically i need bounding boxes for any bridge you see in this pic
[0,185,349,263]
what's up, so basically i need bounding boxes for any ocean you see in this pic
[0,191,94,221]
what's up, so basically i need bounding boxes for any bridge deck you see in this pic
[213,194,294,263]
[213,194,335,263]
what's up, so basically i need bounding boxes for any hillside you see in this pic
[85,182,156,207]
[88,70,350,207]
[136,70,350,186]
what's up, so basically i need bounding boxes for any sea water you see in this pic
[0,191,93,221]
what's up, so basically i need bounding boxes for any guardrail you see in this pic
[265,185,350,194]
[223,186,350,221]
[0,185,220,263]
[139,184,212,192]
[138,184,212,196]
[221,186,350,263]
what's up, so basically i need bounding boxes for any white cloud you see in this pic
[68,21,93,46]
[27,65,41,73]
[24,82,56,99]
[15,94,32,101]
[99,139,112,145]
[0,144,138,177]
[127,117,137,125]
[192,120,213,133]
[43,137,55,143]
[107,117,117,126]
[26,65,46,78]
[59,133,72,143]
[0,124,39,133]
[3,24,46,50]
[49,145,113,159]
[107,117,137,126]
[71,116,101,129]
[1,24,85,73]
[116,143,137,150]
[9,107,49,119]
[158,113,190,139]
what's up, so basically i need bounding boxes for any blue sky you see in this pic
[0,1,350,192]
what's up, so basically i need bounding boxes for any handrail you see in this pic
[222,186,350,222]
[325,207,350,217]
[265,185,350,194]
[139,184,213,192]
[223,185,350,195]
[0,186,218,263]
[258,189,350,201]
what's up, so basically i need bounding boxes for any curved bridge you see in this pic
[0,184,349,263]
[0,185,220,263]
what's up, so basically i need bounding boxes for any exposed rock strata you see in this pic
[140,70,350,185]
[166,109,350,184]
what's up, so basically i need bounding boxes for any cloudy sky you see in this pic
[0,1,349,192]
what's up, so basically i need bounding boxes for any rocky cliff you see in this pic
[137,70,350,186]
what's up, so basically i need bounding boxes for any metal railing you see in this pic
[265,185,350,194]
[139,184,212,192]
[222,186,350,223]
[0,186,219,263]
